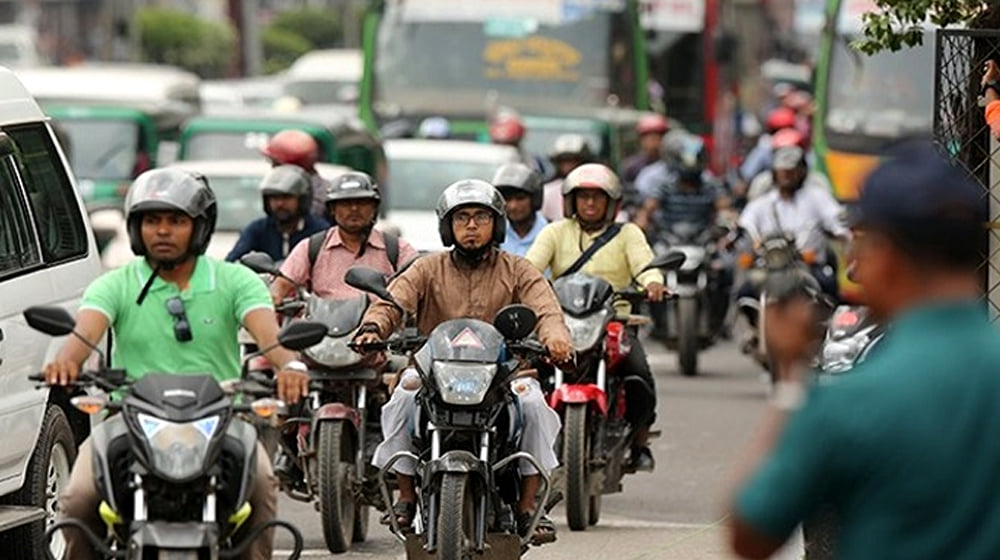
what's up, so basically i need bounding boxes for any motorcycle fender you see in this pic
[131,521,217,551]
[424,450,489,484]
[548,384,608,416]
[315,402,361,428]
[226,419,259,506]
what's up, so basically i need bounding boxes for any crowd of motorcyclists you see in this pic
[34,80,855,559]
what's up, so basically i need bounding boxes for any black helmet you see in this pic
[492,163,543,211]
[325,172,381,205]
[125,168,217,256]
[435,179,506,247]
[260,164,311,217]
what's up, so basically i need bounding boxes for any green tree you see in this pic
[856,0,1000,54]
[137,8,236,78]
[262,27,312,75]
[268,7,342,50]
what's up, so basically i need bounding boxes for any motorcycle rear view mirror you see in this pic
[494,304,537,341]
[277,321,328,351]
[642,251,686,273]
[240,251,280,275]
[345,266,397,304]
[24,305,75,336]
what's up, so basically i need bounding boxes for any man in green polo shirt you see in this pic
[43,168,311,560]
[727,142,1000,559]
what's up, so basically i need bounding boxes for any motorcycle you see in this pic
[652,221,732,377]
[345,266,554,560]
[23,305,327,560]
[240,251,393,554]
[548,251,686,531]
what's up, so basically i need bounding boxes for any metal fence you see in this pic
[933,28,1000,318]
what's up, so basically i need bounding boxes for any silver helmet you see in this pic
[125,168,217,256]
[435,179,506,246]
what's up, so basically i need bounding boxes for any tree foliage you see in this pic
[137,8,236,78]
[856,0,1000,54]
[268,7,342,50]
[262,27,312,75]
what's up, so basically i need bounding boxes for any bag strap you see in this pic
[309,227,400,271]
[384,231,400,272]
[307,228,329,269]
[557,223,623,279]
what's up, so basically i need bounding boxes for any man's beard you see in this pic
[453,241,492,265]
[273,209,297,225]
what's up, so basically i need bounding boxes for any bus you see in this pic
[812,0,935,201]
[358,0,651,140]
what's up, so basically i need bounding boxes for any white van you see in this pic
[283,48,361,106]
[0,66,103,559]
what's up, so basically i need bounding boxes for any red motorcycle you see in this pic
[547,252,683,531]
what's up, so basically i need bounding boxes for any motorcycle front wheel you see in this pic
[564,403,592,531]
[437,472,474,560]
[317,421,357,553]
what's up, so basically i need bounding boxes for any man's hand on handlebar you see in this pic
[352,328,388,368]
[545,338,574,366]
[645,282,668,302]
[44,360,81,387]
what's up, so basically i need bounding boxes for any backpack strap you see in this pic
[384,231,400,272]
[557,223,623,279]
[307,229,329,269]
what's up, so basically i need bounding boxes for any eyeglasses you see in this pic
[165,297,193,342]
[452,210,493,226]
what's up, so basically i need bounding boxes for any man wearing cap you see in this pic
[737,145,848,299]
[727,142,997,559]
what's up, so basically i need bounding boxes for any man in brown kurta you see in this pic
[354,178,572,544]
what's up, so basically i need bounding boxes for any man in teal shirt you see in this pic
[728,143,999,559]
[44,169,311,560]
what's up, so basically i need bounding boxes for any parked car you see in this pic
[380,139,521,252]
[96,160,352,269]
[283,49,361,107]
[0,66,105,560]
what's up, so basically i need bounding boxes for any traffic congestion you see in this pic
[0,1,996,559]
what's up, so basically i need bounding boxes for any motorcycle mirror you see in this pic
[641,251,686,273]
[277,321,328,351]
[24,305,76,336]
[240,251,280,275]
[493,304,537,341]
[345,266,397,305]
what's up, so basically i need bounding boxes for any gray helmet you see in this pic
[491,163,543,211]
[325,171,381,205]
[125,168,217,256]
[549,133,593,162]
[661,129,698,166]
[435,179,507,246]
[260,164,311,217]
[562,163,622,222]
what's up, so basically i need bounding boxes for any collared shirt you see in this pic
[280,227,418,299]
[737,300,1000,559]
[362,249,570,345]
[501,212,549,257]
[225,214,330,263]
[622,152,658,185]
[738,186,847,260]
[637,162,725,233]
[524,219,663,291]
[746,170,832,201]
[80,256,272,382]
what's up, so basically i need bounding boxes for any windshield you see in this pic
[374,0,636,116]
[824,33,933,145]
[59,119,140,180]
[415,319,504,365]
[184,131,273,161]
[206,175,264,231]
[386,157,505,210]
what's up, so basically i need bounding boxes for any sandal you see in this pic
[380,501,416,532]
[517,511,557,546]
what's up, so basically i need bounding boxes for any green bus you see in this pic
[358,0,651,141]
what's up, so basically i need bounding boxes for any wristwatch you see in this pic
[282,359,308,373]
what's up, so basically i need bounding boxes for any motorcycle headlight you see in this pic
[433,362,497,406]
[137,413,220,480]
[564,310,609,352]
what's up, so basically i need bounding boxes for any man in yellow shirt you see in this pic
[526,163,666,470]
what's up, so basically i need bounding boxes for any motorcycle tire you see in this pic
[564,403,591,531]
[0,405,76,560]
[437,472,473,560]
[317,421,356,553]
[353,504,369,542]
[677,297,700,377]
[589,494,601,526]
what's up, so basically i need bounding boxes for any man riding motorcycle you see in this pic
[494,162,548,257]
[261,129,329,219]
[225,164,330,263]
[43,168,311,560]
[525,163,667,471]
[737,146,850,301]
[352,179,574,544]
[270,171,418,301]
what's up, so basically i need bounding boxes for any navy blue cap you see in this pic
[847,142,986,237]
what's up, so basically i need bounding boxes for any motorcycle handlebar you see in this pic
[29,370,129,393]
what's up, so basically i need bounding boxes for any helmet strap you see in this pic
[135,263,162,306]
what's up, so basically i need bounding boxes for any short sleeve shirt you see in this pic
[80,256,273,383]
[737,302,1000,559]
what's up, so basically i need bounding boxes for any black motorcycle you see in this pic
[345,267,552,560]
[24,306,326,560]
